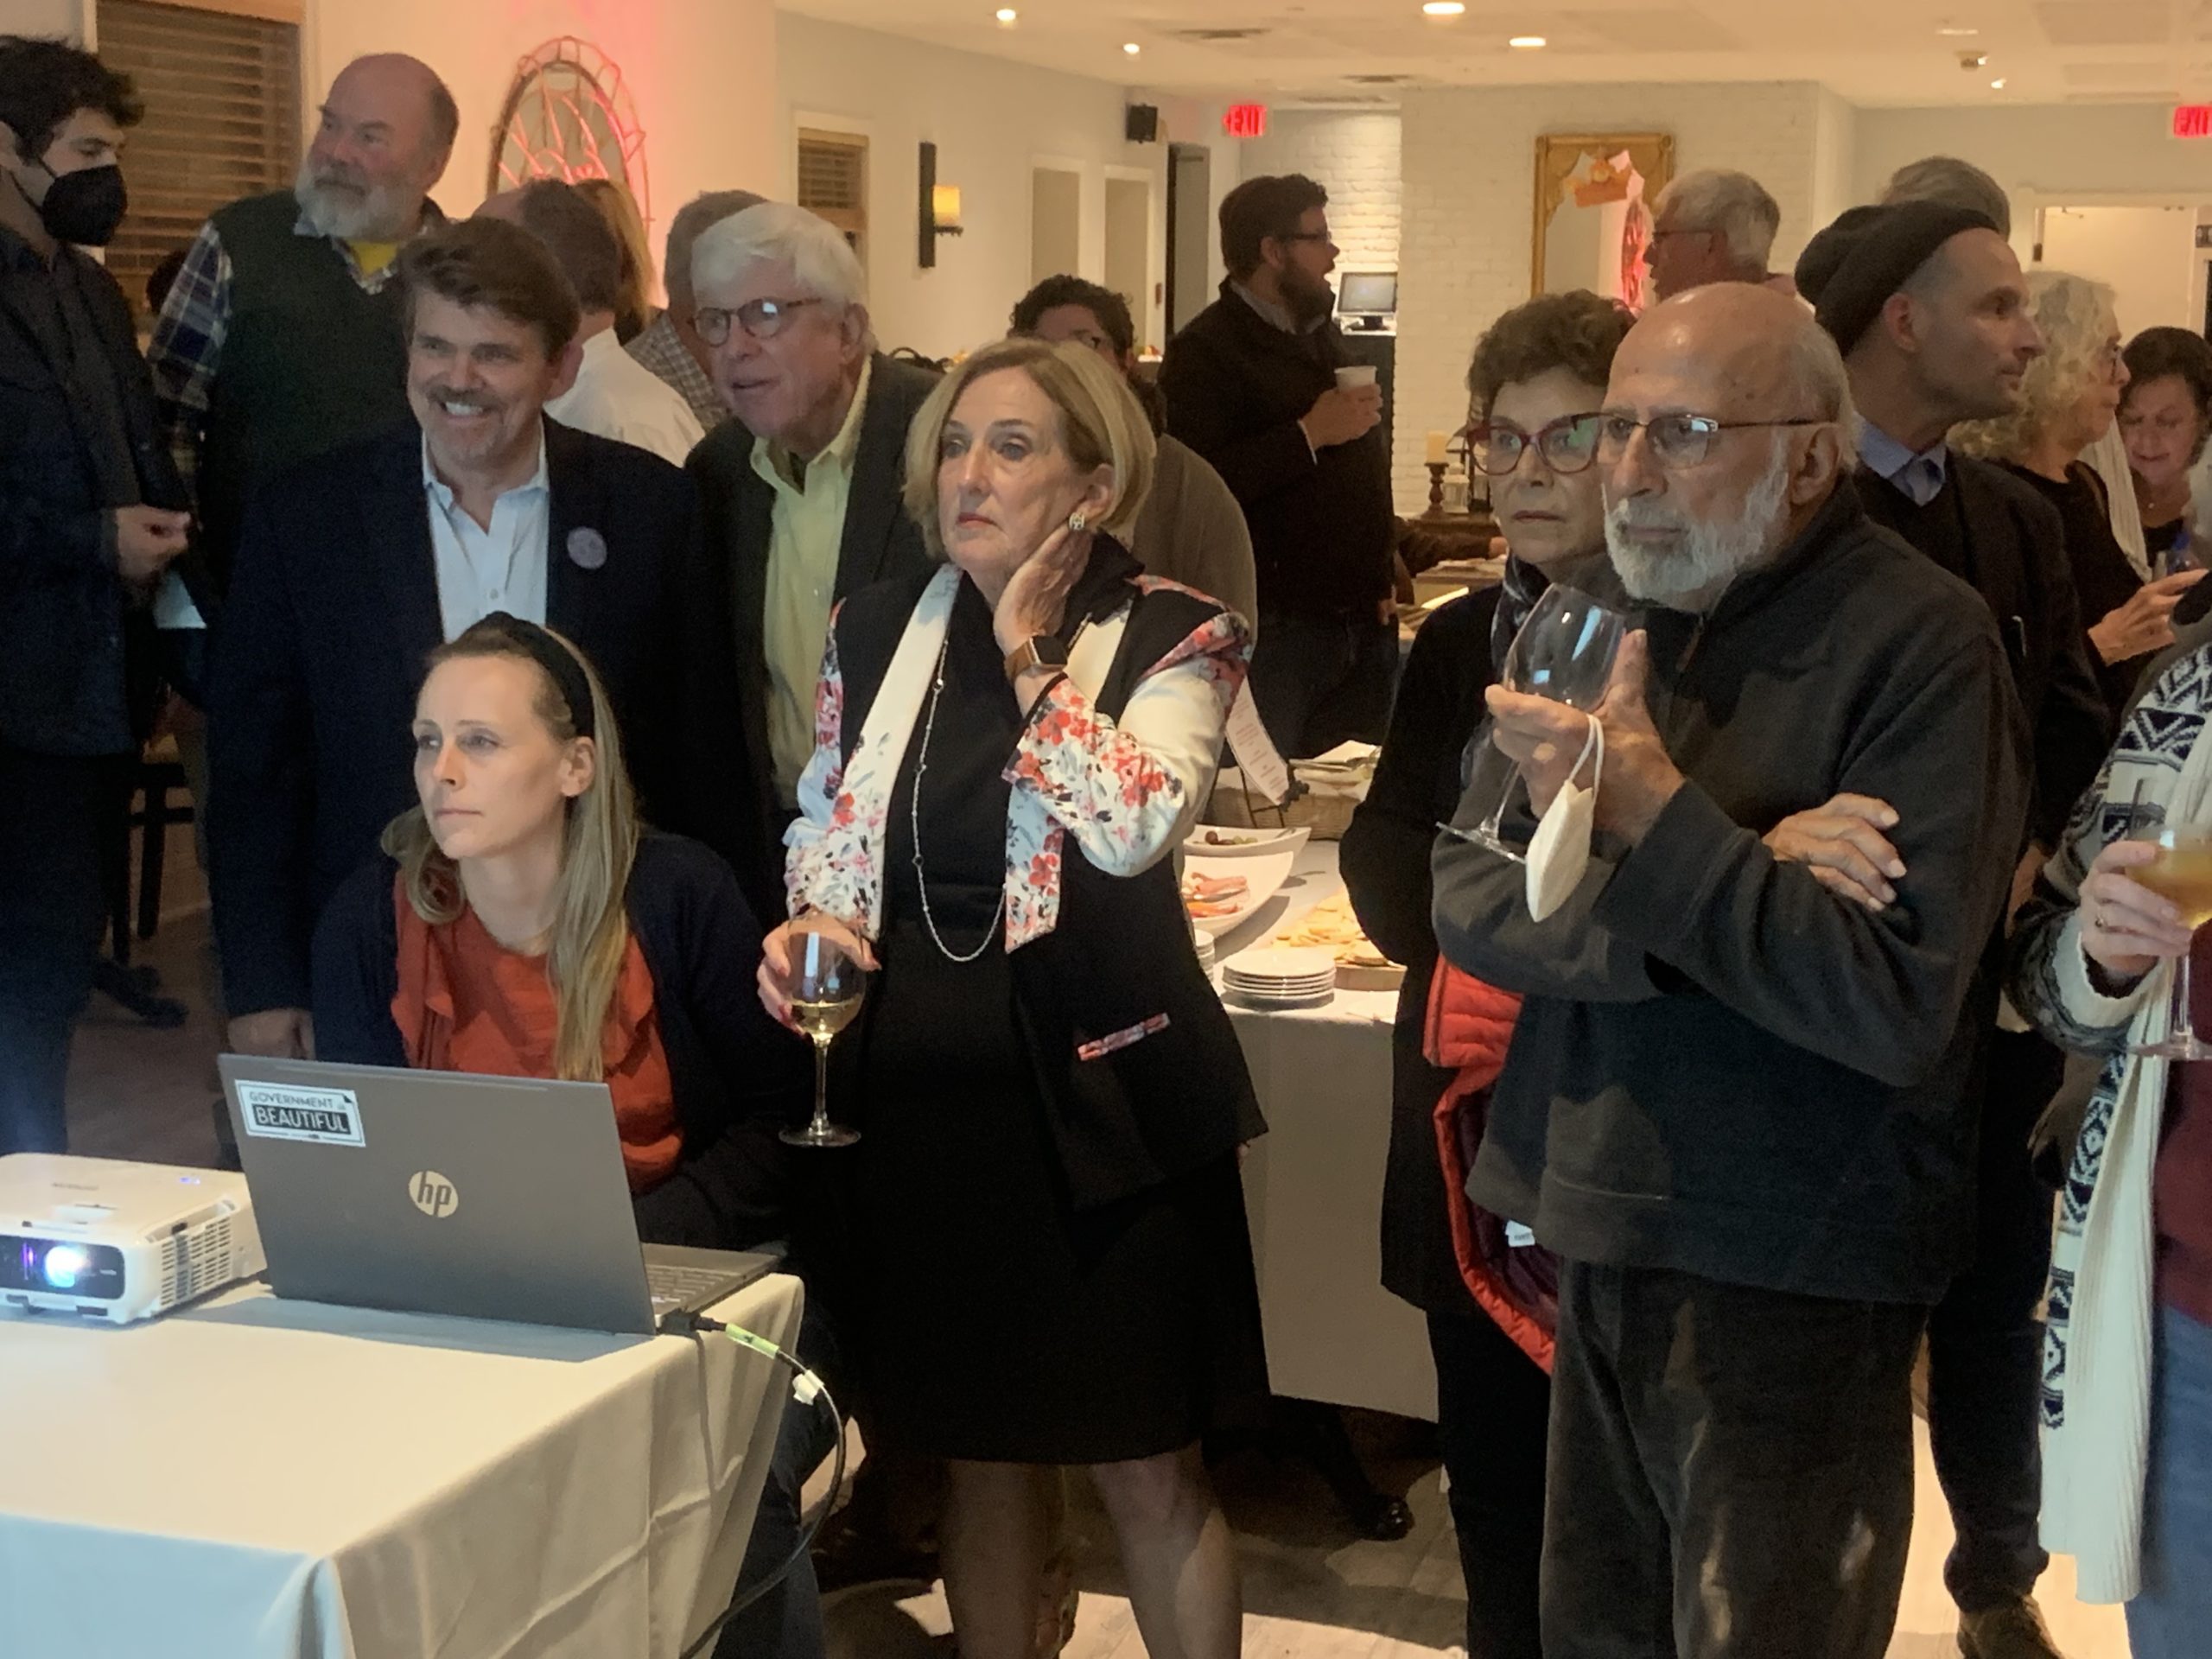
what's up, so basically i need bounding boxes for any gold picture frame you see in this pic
[1530,131,1676,297]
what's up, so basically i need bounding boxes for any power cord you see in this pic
[660,1309,849,1659]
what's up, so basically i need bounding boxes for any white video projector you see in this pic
[0,1154,264,1325]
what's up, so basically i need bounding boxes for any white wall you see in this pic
[1813,88,1859,231]
[1395,79,1834,512]
[1239,108,1402,278]
[3,0,80,37]
[2039,204,2202,337]
[1853,103,2212,232]
[302,0,779,260]
[778,11,1166,361]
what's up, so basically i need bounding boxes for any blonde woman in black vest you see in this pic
[760,337,1263,1659]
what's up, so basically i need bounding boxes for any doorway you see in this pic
[1031,165,1081,285]
[2034,203,2203,338]
[1166,143,1211,339]
[1103,175,1153,350]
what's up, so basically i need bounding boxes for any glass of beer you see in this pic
[781,930,866,1147]
[2128,823,2212,1060]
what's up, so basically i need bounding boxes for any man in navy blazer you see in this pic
[209,218,729,1058]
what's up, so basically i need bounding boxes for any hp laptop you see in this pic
[219,1055,780,1336]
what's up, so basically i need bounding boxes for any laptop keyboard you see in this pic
[647,1262,741,1310]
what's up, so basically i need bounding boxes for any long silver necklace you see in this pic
[910,630,1006,963]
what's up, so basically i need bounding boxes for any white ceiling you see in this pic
[780,0,2212,107]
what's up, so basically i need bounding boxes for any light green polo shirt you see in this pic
[752,358,874,805]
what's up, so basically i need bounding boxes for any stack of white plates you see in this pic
[1221,946,1337,1007]
[1192,927,1217,972]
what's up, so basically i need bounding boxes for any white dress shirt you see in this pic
[547,327,707,467]
[423,430,551,639]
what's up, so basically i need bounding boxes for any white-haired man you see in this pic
[628,188,766,433]
[1644,168,1783,302]
[684,201,937,917]
[1433,283,2029,1655]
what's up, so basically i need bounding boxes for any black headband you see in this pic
[471,612,596,740]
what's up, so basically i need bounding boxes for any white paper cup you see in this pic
[1334,365,1377,391]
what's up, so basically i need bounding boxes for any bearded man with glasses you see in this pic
[1431,281,2030,1656]
[684,202,938,920]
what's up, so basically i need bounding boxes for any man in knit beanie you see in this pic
[1787,201,2105,1659]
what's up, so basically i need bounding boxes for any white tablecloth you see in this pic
[1223,842,1439,1422]
[0,1273,804,1659]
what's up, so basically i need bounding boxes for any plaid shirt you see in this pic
[626,308,729,434]
[146,202,442,505]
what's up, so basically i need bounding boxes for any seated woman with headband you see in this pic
[310,612,809,1249]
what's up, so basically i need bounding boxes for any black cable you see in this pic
[661,1310,849,1659]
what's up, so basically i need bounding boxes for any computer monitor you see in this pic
[1338,271,1398,316]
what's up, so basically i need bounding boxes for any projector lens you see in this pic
[3,1236,125,1300]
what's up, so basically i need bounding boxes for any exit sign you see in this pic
[2175,103,2212,138]
[1223,104,1269,139]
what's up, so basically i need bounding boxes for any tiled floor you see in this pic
[68,837,2132,1658]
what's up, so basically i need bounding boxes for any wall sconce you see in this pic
[919,140,964,268]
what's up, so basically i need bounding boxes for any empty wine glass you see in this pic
[2127,822,2212,1061]
[781,930,866,1147]
[1442,586,1627,861]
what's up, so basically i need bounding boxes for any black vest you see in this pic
[830,544,1267,1208]
[196,191,416,590]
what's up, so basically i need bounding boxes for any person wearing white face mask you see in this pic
[1431,283,2030,1656]
[760,336,1263,1659]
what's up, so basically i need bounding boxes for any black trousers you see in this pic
[1429,1307,1548,1659]
[1543,1262,1924,1659]
[1926,1027,2063,1611]
[0,746,124,1157]
[1248,610,1399,760]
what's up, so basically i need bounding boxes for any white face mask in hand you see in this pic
[1526,715,1602,921]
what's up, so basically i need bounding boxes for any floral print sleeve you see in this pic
[1003,608,1250,880]
[783,613,857,922]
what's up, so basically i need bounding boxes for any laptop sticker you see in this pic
[235,1083,366,1147]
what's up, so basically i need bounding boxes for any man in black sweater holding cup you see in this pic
[1162,173,1398,758]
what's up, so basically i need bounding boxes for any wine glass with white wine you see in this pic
[782,930,866,1147]
[2127,822,2212,1061]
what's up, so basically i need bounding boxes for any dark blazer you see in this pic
[0,231,214,754]
[208,416,730,1019]
[827,543,1266,1210]
[1853,458,2109,850]
[686,352,939,915]
[1160,280,1395,622]
[312,832,809,1250]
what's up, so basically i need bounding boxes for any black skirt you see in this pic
[842,578,1268,1464]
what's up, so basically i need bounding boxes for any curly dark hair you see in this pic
[1465,289,1637,418]
[1011,274,1135,359]
[0,35,142,163]
[2122,326,2212,466]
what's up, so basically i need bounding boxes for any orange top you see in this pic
[390,877,682,1193]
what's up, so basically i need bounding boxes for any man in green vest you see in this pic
[148,52,455,601]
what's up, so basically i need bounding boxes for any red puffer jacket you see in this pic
[1424,961,1558,1371]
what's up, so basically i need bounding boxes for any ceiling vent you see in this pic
[1167,27,1274,42]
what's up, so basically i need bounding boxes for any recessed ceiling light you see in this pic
[995,6,1016,21]
[1422,2,1467,15]
[1509,35,1547,48]
[1123,41,1141,54]
[1936,24,1980,36]
[1989,76,2006,89]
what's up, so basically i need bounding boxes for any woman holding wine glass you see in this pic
[758,336,1266,1659]
[1341,287,1631,1659]
[2010,660,2212,1651]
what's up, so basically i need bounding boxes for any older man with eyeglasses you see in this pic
[1431,282,2030,1656]
[684,201,938,919]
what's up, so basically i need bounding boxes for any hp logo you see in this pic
[409,1171,460,1218]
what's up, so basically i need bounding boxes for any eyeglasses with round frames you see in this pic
[1466,412,1604,476]
[1595,412,1829,469]
[693,296,820,346]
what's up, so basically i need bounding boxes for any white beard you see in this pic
[294,157,417,242]
[1605,446,1793,612]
